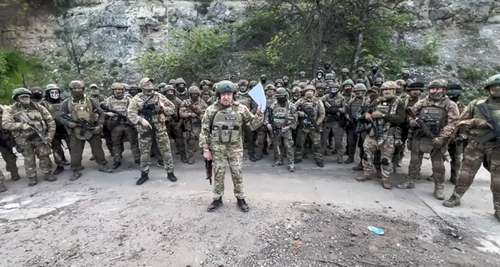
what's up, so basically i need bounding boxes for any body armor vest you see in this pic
[211,106,242,144]
[324,95,343,122]
[300,100,318,128]
[472,100,500,142]
[237,93,253,110]
[349,97,364,120]
[272,103,289,128]
[417,105,447,137]
[70,98,95,123]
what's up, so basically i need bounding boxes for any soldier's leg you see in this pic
[345,127,357,163]
[294,129,306,162]
[245,126,255,160]
[448,141,463,184]
[111,126,124,166]
[51,137,65,168]
[0,144,19,180]
[272,134,282,164]
[0,169,6,192]
[175,124,186,162]
[212,149,227,200]
[361,136,376,180]
[157,131,175,174]
[284,131,295,170]
[138,133,153,174]
[430,148,446,199]
[36,143,55,181]
[88,134,108,168]
[380,137,395,189]
[321,125,331,155]
[20,144,37,185]
[228,147,245,199]
[254,127,266,160]
[489,149,500,219]
[332,123,345,163]
[126,127,140,164]
[69,135,85,172]
[312,130,323,166]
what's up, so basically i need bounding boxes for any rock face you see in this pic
[1,0,499,81]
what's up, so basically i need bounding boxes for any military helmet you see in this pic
[265,84,276,91]
[380,81,399,90]
[69,80,85,90]
[45,83,60,92]
[374,77,384,86]
[158,82,167,89]
[274,78,284,85]
[484,74,500,89]
[355,79,365,84]
[298,82,307,89]
[12,87,32,100]
[188,86,201,94]
[260,74,267,79]
[139,77,154,89]
[406,79,425,91]
[111,82,125,90]
[304,84,316,93]
[341,68,349,73]
[215,80,236,94]
[448,83,462,91]
[175,77,186,85]
[325,73,335,81]
[353,83,367,92]
[168,79,176,85]
[248,80,258,88]
[401,69,410,75]
[282,75,289,81]
[30,86,43,94]
[238,79,249,87]
[89,83,99,89]
[356,67,366,73]
[292,86,301,94]
[342,79,355,88]
[428,79,448,89]
[395,79,407,88]
[200,80,211,86]
[276,87,288,97]
[165,84,175,93]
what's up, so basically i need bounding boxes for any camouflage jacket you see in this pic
[179,98,208,130]
[2,102,55,145]
[295,97,326,127]
[411,96,459,139]
[128,92,176,133]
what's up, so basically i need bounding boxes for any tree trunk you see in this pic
[352,31,364,68]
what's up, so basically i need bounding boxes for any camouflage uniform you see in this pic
[354,67,371,90]
[101,83,140,168]
[359,82,405,189]
[59,81,112,180]
[368,65,385,86]
[200,81,263,211]
[254,84,276,160]
[295,85,326,166]
[401,80,459,199]
[0,105,20,191]
[2,88,56,186]
[128,78,178,185]
[179,86,208,164]
[200,80,214,105]
[321,82,346,163]
[446,83,466,184]
[89,84,111,155]
[345,80,365,164]
[443,74,500,220]
[339,68,352,84]
[236,80,258,161]
[266,87,298,171]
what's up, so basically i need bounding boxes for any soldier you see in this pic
[400,80,425,168]
[127,84,140,97]
[340,68,351,84]
[266,87,297,171]
[59,80,112,180]
[298,71,309,84]
[41,84,68,175]
[401,69,411,83]
[341,79,354,99]
[179,86,208,164]
[254,84,276,160]
[282,76,290,89]
[373,77,384,88]
[89,84,105,102]
[260,74,268,86]
[236,80,258,161]
[295,84,326,167]
[369,64,385,86]
[101,82,140,169]
[30,87,44,104]
[443,74,500,221]
[291,86,301,103]
[315,81,326,98]
[175,78,189,101]
[200,80,264,212]
[398,79,459,200]
[162,84,186,163]
[321,81,346,163]
[200,80,214,105]
[345,82,366,164]
[2,88,56,186]
[0,105,20,190]
[354,67,371,90]
[128,77,178,185]
[357,81,405,189]
[445,83,466,184]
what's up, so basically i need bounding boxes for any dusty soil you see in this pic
[0,149,499,266]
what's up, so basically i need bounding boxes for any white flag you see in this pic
[248,82,267,113]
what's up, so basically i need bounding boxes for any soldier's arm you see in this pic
[439,101,460,138]
[289,104,298,129]
[159,95,176,117]
[409,99,424,119]
[40,105,56,140]
[56,99,72,126]
[199,106,213,149]
[179,101,192,119]
[316,100,325,125]
[90,98,105,126]
[127,97,141,125]
[385,100,405,125]
[1,106,23,131]
[242,105,264,131]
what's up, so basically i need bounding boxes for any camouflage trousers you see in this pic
[69,134,107,171]
[407,137,445,184]
[184,124,201,162]
[346,123,359,160]
[448,139,464,181]
[272,130,294,165]
[451,140,500,210]
[321,121,345,159]
[111,124,140,163]
[0,144,18,178]
[138,129,174,173]
[212,144,244,200]
[295,127,322,161]
[254,126,269,159]
[168,122,185,161]
[19,140,52,178]
[51,135,67,167]
[0,168,4,183]
[363,134,395,180]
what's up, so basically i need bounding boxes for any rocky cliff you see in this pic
[1,0,499,82]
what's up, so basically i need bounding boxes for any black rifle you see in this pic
[15,112,50,145]
[61,114,96,131]
[205,159,213,185]
[478,103,500,143]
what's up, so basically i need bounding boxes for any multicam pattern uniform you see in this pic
[199,102,263,200]
[2,103,55,179]
[294,97,326,162]
[266,100,298,166]
[179,98,208,163]
[0,106,19,181]
[321,92,346,162]
[128,91,176,174]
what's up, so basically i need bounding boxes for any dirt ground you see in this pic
[1,148,499,266]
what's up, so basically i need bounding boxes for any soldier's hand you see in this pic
[93,125,103,134]
[21,124,31,130]
[364,113,372,122]
[203,148,213,160]
[282,126,290,133]
[105,112,116,117]
[298,111,305,117]
[409,119,418,128]
[266,123,273,132]
[432,137,445,147]
[371,111,384,119]
[256,107,264,116]
[140,118,152,129]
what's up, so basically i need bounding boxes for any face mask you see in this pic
[355,91,364,98]
[490,86,500,98]
[72,89,84,99]
[191,94,200,102]
[114,89,124,99]
[49,90,60,100]
[239,86,248,92]
[177,85,186,93]
[305,91,314,99]
[31,92,43,101]
[277,96,286,103]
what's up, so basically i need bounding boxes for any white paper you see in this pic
[248,82,267,113]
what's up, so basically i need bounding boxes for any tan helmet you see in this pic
[111,82,125,90]
[139,77,154,89]
[188,85,201,94]
[69,80,85,90]
[428,79,448,89]
[304,84,316,93]
[380,81,399,90]
[353,83,367,92]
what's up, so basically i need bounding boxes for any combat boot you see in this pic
[53,165,64,175]
[187,158,195,165]
[11,171,20,181]
[336,155,344,164]
[443,192,461,207]
[207,197,223,212]
[167,172,177,182]
[136,172,149,185]
[294,158,302,164]
[273,160,283,167]
[70,171,82,181]
[344,156,354,164]
[43,174,57,182]
[397,178,415,189]
[352,163,363,171]
[98,165,113,173]
[237,198,249,212]
[157,159,164,167]
[28,177,38,186]
[0,182,7,193]
[449,174,457,185]
[381,178,392,190]
[316,160,324,168]
[433,183,445,200]
[288,164,295,172]
[112,161,121,169]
